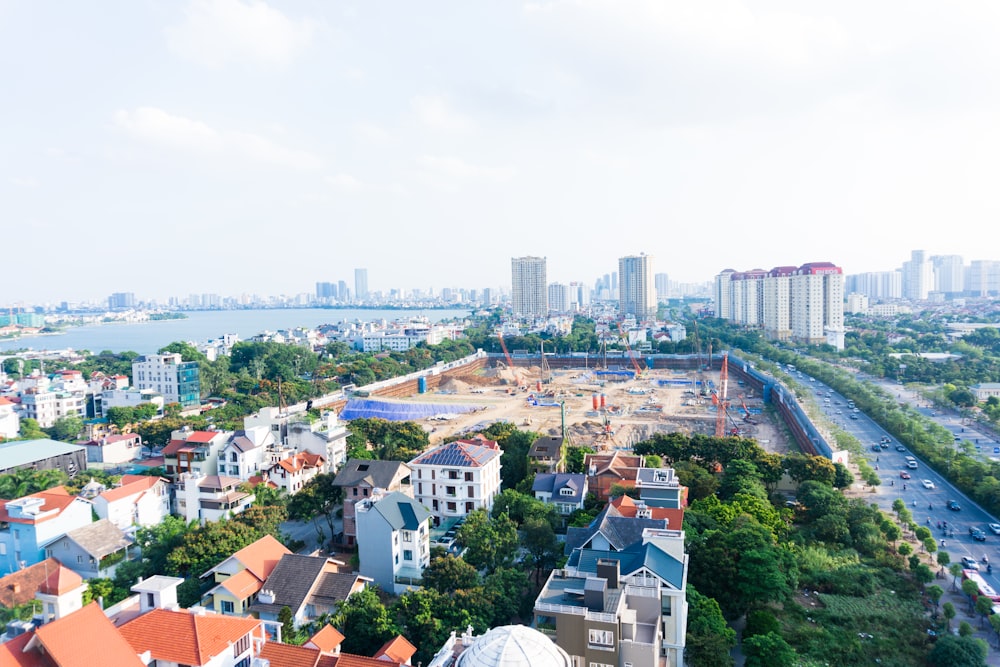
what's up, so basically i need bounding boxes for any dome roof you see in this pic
[457,625,571,667]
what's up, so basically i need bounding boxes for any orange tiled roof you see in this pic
[0,558,63,607]
[119,608,261,666]
[220,568,264,599]
[259,642,321,667]
[0,630,49,667]
[0,488,80,525]
[274,452,325,474]
[376,635,417,663]
[34,602,145,667]
[334,653,404,667]
[162,439,191,455]
[186,431,221,443]
[99,476,165,504]
[610,495,684,527]
[307,625,345,654]
[227,535,291,580]
[39,564,83,596]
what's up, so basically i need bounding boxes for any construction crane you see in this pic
[539,341,551,384]
[617,323,644,379]
[714,352,729,437]
[497,331,525,388]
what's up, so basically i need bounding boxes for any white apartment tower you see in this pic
[902,250,933,301]
[932,255,965,294]
[763,266,796,341]
[728,270,766,327]
[790,263,844,344]
[547,283,571,313]
[713,269,735,319]
[511,256,548,319]
[618,254,657,321]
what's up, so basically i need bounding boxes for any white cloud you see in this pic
[114,107,323,169]
[354,121,390,144]
[416,155,515,191]
[166,0,316,68]
[326,173,365,191]
[411,95,476,132]
[10,178,39,188]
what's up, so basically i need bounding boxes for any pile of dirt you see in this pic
[439,377,471,393]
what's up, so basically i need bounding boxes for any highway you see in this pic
[802,372,1000,577]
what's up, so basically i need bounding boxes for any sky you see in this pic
[4,1,1000,304]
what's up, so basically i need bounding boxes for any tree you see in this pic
[928,635,988,667]
[48,416,83,442]
[684,585,736,667]
[943,602,957,629]
[565,445,593,474]
[927,584,944,616]
[522,517,561,585]
[287,473,342,544]
[950,562,964,590]
[989,613,1000,649]
[743,631,796,667]
[333,587,399,656]
[278,606,296,643]
[457,509,518,573]
[420,554,480,593]
[976,595,994,628]
[963,578,980,611]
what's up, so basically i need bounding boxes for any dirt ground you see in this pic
[386,365,793,455]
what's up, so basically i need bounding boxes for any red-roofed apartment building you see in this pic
[162,429,232,482]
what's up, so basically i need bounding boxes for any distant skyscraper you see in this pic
[654,273,670,300]
[618,254,656,320]
[967,260,1000,297]
[316,282,336,299]
[338,280,349,301]
[901,250,933,300]
[108,292,135,310]
[931,255,965,295]
[548,283,571,313]
[511,256,548,319]
[354,269,369,301]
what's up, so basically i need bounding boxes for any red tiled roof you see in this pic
[333,653,404,667]
[224,535,291,581]
[186,431,221,443]
[274,452,325,474]
[220,568,264,599]
[0,488,80,525]
[99,476,165,504]
[0,630,50,667]
[119,608,261,666]
[610,495,684,527]
[307,625,345,654]
[0,558,63,607]
[162,439,189,455]
[376,635,417,663]
[0,397,13,406]
[259,642,321,667]
[35,602,145,667]
[40,565,83,596]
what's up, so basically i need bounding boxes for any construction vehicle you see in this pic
[740,397,758,425]
[617,323,645,379]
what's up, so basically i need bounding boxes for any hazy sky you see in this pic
[4,1,1000,304]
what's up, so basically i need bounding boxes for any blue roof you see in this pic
[569,542,685,589]
[0,439,85,472]
[410,440,500,468]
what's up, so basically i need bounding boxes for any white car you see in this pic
[989,523,1000,536]
[962,557,980,571]
[922,479,935,489]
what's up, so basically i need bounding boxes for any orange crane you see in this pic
[497,331,525,388]
[715,352,729,437]
[617,323,644,378]
[740,397,757,425]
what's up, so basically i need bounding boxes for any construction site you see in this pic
[348,349,794,456]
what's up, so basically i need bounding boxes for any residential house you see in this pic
[202,535,290,616]
[82,433,143,465]
[34,562,89,624]
[119,607,263,667]
[584,451,645,502]
[532,473,588,515]
[972,383,1000,402]
[55,518,132,580]
[564,499,670,555]
[217,427,275,480]
[19,388,86,428]
[304,624,345,655]
[408,435,503,524]
[287,411,349,472]
[333,459,413,547]
[177,473,255,524]
[0,557,66,609]
[258,634,414,667]
[93,475,171,530]
[249,553,368,627]
[162,429,231,482]
[0,439,87,477]
[355,491,432,594]
[266,452,325,496]
[98,385,164,419]
[131,352,201,408]
[0,602,145,667]
[528,435,565,474]
[0,396,19,439]
[635,467,688,509]
[0,487,93,576]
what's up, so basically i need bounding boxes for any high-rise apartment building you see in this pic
[511,256,548,319]
[315,282,336,300]
[763,266,796,341]
[618,254,656,321]
[901,250,933,301]
[967,260,1000,297]
[791,263,843,345]
[132,353,201,408]
[547,283,571,313]
[931,255,965,295]
[713,269,735,319]
[354,269,369,301]
[844,271,902,301]
[654,273,670,300]
[108,292,136,310]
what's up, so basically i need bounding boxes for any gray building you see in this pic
[0,439,87,477]
[55,519,132,580]
[511,256,548,319]
[355,490,431,595]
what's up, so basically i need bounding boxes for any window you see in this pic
[588,629,614,648]
[446,486,456,497]
[0,544,5,556]
[465,502,474,513]
[467,486,475,498]
[432,500,439,510]
[447,502,457,512]
[233,633,250,656]
[402,530,412,542]
[431,470,436,480]
[403,549,413,561]
[353,488,358,496]
[230,452,238,462]
[221,600,235,614]
[77,555,83,563]
[464,472,473,482]
[560,487,574,496]
[418,483,423,495]
[448,470,459,480]
[363,488,369,497]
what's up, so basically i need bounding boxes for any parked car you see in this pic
[947,500,961,512]
[895,444,907,452]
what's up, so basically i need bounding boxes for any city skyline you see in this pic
[5,2,1000,302]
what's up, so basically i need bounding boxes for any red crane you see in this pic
[617,323,644,378]
[715,352,729,437]
[497,331,514,369]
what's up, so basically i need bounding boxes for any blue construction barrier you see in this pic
[340,399,480,421]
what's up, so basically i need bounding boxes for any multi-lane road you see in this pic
[803,372,1000,577]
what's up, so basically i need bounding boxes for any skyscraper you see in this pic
[901,250,932,301]
[618,254,656,320]
[354,268,369,301]
[548,283,571,313]
[511,256,547,319]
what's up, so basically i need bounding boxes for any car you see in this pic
[907,460,919,469]
[947,500,961,511]
[871,444,882,452]
[850,414,859,420]
[971,528,988,542]
[900,471,911,479]
[990,523,1000,536]
[963,556,980,570]
[896,444,907,452]
[922,479,935,489]
[880,442,890,449]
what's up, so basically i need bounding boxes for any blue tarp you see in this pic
[339,399,481,421]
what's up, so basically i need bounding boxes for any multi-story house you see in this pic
[162,429,231,482]
[0,487,93,575]
[131,352,201,408]
[202,535,290,616]
[249,553,368,628]
[355,490,432,594]
[266,452,325,495]
[287,411,349,472]
[634,467,688,510]
[0,396,20,439]
[176,473,255,524]
[98,386,164,419]
[528,435,564,474]
[19,388,86,428]
[408,435,502,524]
[93,475,171,530]
[119,605,263,667]
[217,427,275,480]
[82,433,143,465]
[585,451,645,502]
[533,473,588,515]
[333,459,413,547]
[55,519,132,580]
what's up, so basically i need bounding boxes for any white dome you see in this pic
[457,625,572,667]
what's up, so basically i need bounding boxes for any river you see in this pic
[0,308,472,355]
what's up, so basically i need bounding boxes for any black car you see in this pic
[947,500,961,512]
[971,528,987,541]
[895,444,907,452]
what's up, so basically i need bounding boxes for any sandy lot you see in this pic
[386,365,792,455]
